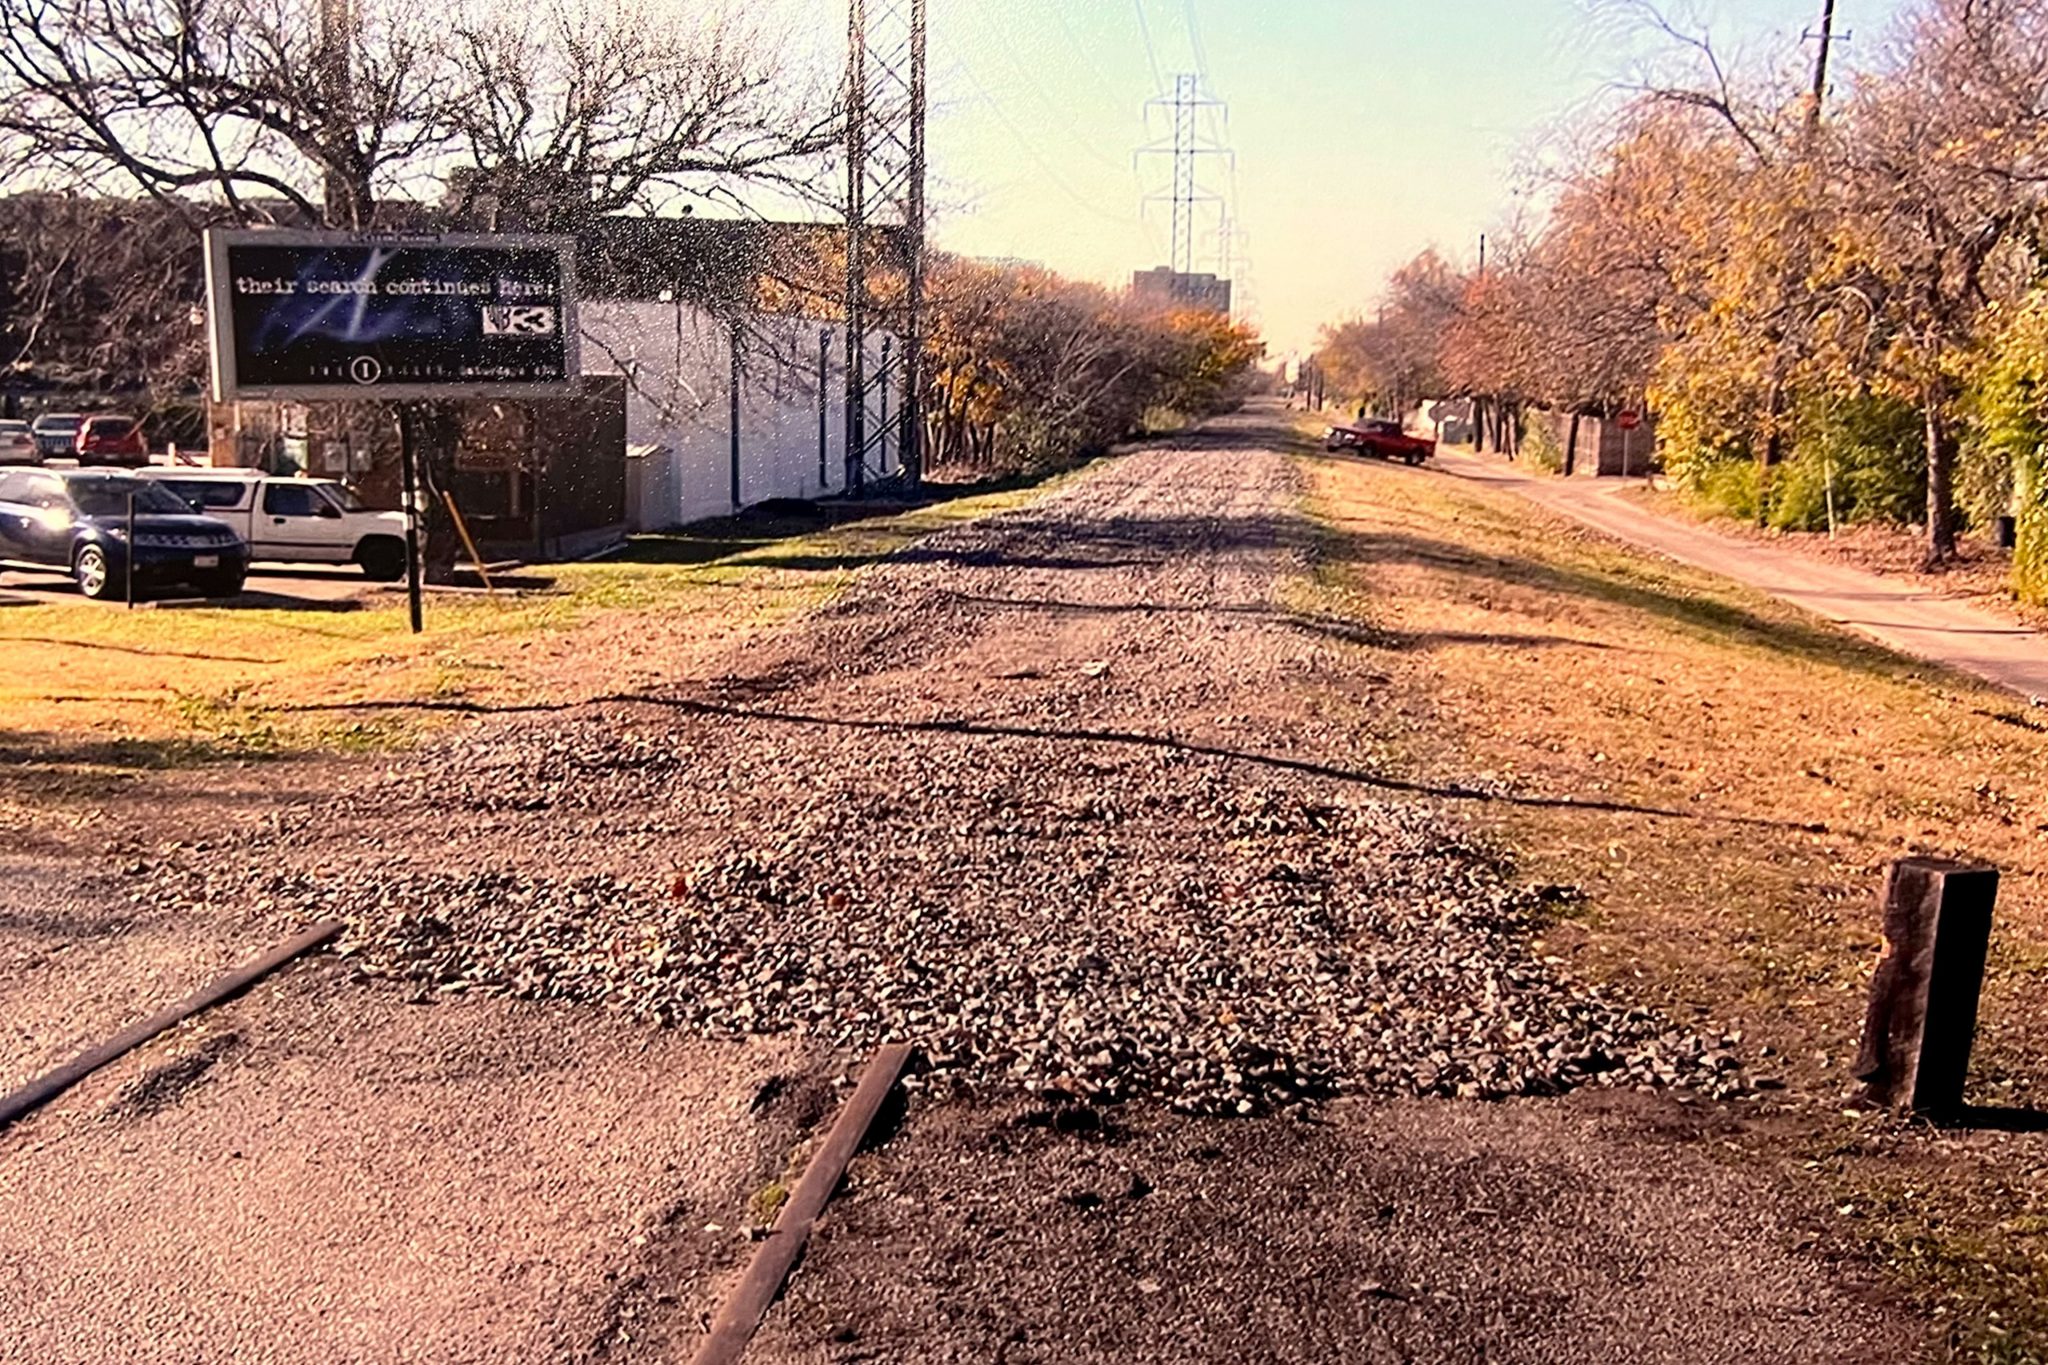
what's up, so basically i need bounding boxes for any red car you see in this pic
[75,414,148,466]
[1325,418,1435,465]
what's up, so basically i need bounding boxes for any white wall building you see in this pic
[579,302,901,531]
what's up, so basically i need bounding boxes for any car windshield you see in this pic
[323,484,367,512]
[37,416,80,432]
[64,476,195,517]
[85,419,137,436]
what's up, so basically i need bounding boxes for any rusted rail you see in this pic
[690,1043,914,1365]
[0,919,345,1130]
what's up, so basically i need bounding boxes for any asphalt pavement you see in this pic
[1436,445,2048,702]
[0,563,381,610]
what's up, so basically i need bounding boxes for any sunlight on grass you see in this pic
[0,471,1075,760]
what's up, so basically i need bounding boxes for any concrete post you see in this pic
[1853,857,1998,1113]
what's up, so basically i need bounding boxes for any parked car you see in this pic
[29,412,82,459]
[137,469,408,580]
[1324,418,1436,465]
[74,414,148,466]
[0,420,34,464]
[0,466,247,599]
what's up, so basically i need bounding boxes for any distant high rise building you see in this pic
[1131,266,1233,317]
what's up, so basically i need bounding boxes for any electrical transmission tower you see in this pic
[1138,73,1229,277]
[845,0,927,494]
[1211,210,1254,320]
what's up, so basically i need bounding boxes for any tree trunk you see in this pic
[416,402,464,584]
[1564,411,1581,477]
[1758,376,1785,528]
[1924,394,1959,568]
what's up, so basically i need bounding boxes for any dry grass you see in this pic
[0,475,1073,765]
[1293,439,2048,1362]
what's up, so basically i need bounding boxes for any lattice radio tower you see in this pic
[845,0,928,494]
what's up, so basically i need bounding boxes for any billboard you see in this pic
[204,230,580,402]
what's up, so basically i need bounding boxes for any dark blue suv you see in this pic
[0,466,248,599]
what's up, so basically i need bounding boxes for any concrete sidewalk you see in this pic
[1435,446,2048,703]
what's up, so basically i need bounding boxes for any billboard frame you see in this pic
[203,228,582,404]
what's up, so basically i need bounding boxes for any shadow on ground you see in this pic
[617,464,1081,568]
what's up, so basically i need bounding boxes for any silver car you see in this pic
[0,420,34,465]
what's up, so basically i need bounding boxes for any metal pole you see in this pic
[902,0,927,489]
[729,317,743,513]
[397,403,423,634]
[879,336,891,476]
[124,490,135,608]
[818,327,830,492]
[1807,0,1838,131]
[844,0,867,499]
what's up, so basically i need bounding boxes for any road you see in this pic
[0,562,381,609]
[0,405,1913,1362]
[1436,445,2048,702]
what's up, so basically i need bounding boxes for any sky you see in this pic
[919,0,1913,359]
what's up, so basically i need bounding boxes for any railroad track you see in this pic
[0,919,344,1130]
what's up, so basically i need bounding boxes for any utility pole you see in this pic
[1806,0,1838,131]
[319,0,353,225]
[844,0,928,493]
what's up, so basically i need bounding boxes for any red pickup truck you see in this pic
[1324,418,1435,465]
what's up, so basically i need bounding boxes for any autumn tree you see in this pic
[1804,0,2048,563]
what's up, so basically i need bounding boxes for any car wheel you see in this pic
[356,537,407,581]
[74,545,116,599]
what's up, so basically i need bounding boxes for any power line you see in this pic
[1047,3,1119,106]
[1133,0,1164,93]
[941,33,1138,227]
[976,10,1127,174]
[1180,0,1210,83]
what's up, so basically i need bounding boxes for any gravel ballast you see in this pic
[126,412,1752,1118]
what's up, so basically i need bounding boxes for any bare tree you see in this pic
[440,0,845,233]
[0,0,456,227]
[0,193,207,398]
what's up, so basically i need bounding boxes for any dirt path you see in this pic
[1,404,1917,1361]
[1435,445,2048,701]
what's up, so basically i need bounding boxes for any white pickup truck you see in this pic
[139,469,410,580]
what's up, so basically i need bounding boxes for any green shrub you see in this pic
[1784,395,1924,530]
[2018,444,2048,604]
[1693,458,1761,522]
[1521,414,1566,474]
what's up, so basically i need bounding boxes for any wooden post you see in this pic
[1854,857,1998,1113]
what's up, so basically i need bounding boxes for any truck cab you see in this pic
[139,470,409,580]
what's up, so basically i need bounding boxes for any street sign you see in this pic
[1616,409,1642,431]
[203,229,580,403]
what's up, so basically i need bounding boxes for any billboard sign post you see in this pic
[203,230,580,631]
